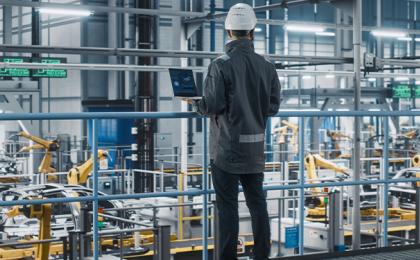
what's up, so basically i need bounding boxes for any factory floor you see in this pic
[326,248,420,259]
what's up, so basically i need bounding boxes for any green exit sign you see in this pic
[0,57,30,77]
[412,86,420,98]
[392,85,412,98]
[31,57,67,78]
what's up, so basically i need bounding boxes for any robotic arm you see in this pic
[327,131,351,158]
[281,120,298,145]
[304,154,348,208]
[67,150,109,185]
[17,132,60,174]
[367,125,375,138]
[402,129,419,140]
[399,120,408,126]
[273,126,288,144]
[7,197,52,260]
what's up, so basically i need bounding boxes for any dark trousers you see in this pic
[211,161,270,260]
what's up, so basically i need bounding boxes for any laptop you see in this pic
[168,68,202,99]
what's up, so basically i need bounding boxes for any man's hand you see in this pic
[179,98,193,104]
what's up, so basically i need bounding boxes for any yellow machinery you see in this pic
[400,120,408,126]
[401,129,419,140]
[281,120,298,145]
[367,125,375,138]
[304,154,348,218]
[18,132,60,181]
[327,131,351,159]
[6,197,52,260]
[273,126,288,144]
[67,150,109,185]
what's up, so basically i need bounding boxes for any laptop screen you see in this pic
[169,69,199,97]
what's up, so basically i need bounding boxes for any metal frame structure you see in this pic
[0,110,419,259]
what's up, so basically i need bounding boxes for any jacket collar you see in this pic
[225,38,254,54]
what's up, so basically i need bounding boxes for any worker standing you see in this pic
[180,3,280,260]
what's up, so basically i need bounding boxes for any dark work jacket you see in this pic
[192,38,281,174]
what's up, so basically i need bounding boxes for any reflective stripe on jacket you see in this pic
[193,38,281,174]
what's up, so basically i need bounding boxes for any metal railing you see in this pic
[2,110,420,259]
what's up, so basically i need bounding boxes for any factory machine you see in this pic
[0,118,419,260]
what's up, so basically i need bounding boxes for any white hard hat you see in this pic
[225,3,257,31]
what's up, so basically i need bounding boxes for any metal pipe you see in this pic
[2,111,420,121]
[90,212,152,227]
[0,238,61,247]
[0,44,353,63]
[202,117,208,259]
[93,118,99,259]
[298,117,305,255]
[383,116,390,246]
[85,228,157,236]
[352,0,362,250]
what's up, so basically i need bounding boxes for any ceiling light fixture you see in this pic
[395,77,409,81]
[38,8,93,16]
[254,28,262,32]
[368,78,376,82]
[371,31,406,38]
[316,32,335,36]
[285,25,324,32]
[302,75,312,79]
[326,75,335,78]
[397,37,413,41]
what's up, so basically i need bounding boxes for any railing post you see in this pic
[383,116,389,246]
[202,117,208,260]
[298,117,305,255]
[93,118,99,260]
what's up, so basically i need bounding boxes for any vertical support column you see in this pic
[213,200,220,260]
[352,0,362,251]
[298,117,305,255]
[92,119,99,260]
[153,226,171,260]
[202,117,208,260]
[328,191,341,252]
[210,0,216,53]
[266,0,274,163]
[108,0,119,100]
[415,186,420,244]
[383,116,389,246]
[2,6,12,53]
[376,0,384,88]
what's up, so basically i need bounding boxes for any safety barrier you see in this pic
[2,110,420,260]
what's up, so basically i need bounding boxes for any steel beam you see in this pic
[352,0,362,250]
[0,0,203,17]
[0,44,353,63]
[183,0,333,24]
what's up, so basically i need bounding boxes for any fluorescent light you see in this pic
[302,75,312,79]
[254,28,262,32]
[395,77,409,81]
[38,8,93,16]
[326,75,335,78]
[316,32,335,36]
[371,31,406,37]
[336,109,350,111]
[415,38,420,42]
[415,81,420,84]
[285,25,324,32]
[368,78,376,82]
[278,76,285,80]
[398,37,412,41]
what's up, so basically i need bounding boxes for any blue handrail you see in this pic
[0,111,416,259]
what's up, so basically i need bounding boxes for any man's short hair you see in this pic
[231,30,252,37]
